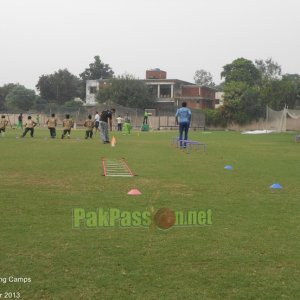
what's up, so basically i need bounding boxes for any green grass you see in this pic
[1,128,300,299]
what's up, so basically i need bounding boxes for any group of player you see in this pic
[0,113,74,139]
[0,114,39,138]
[44,111,117,142]
[1,103,190,143]
[0,108,119,143]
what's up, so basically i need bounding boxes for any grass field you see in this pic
[1,128,300,300]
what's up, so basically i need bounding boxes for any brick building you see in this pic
[85,69,216,109]
[144,69,215,109]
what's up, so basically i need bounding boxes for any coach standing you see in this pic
[175,102,192,148]
[99,108,116,144]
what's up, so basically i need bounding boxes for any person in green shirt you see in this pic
[143,110,148,125]
[17,113,23,130]
[124,112,132,134]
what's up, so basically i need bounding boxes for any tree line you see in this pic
[0,56,115,113]
[1,56,300,126]
[202,58,300,126]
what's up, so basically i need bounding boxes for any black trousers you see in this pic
[49,127,56,138]
[85,130,93,139]
[61,129,71,139]
[22,128,34,137]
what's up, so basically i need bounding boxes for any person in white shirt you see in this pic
[116,115,123,131]
[94,111,100,133]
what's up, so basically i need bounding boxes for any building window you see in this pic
[89,86,97,94]
[160,85,171,98]
[147,85,158,98]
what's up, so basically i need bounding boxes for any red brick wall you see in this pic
[199,87,215,99]
[146,70,167,79]
[185,99,215,110]
[182,86,200,97]
[181,86,216,99]
[186,101,201,109]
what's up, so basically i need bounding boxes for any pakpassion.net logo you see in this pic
[72,207,212,230]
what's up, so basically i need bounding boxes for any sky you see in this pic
[1,0,300,91]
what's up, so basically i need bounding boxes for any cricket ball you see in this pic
[154,208,176,230]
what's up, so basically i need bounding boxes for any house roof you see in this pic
[142,79,195,85]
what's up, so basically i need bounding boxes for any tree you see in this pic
[220,58,264,124]
[222,81,249,124]
[6,85,36,111]
[221,58,261,86]
[36,69,82,105]
[204,108,227,127]
[193,69,215,87]
[79,56,114,81]
[96,74,156,108]
[223,81,249,103]
[34,96,48,112]
[221,81,264,124]
[282,73,300,82]
[278,74,300,109]
[255,58,282,81]
[0,93,4,110]
[240,87,264,121]
[0,83,19,110]
[260,74,300,110]
[215,81,225,92]
[62,100,83,111]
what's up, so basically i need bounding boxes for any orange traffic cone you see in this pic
[111,136,116,147]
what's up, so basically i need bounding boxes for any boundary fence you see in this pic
[1,104,206,131]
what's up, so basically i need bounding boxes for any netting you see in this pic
[79,103,205,130]
[286,109,300,119]
[266,106,300,132]
[266,106,286,132]
[0,103,206,131]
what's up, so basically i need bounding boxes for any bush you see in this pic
[204,108,227,127]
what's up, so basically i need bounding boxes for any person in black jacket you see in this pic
[99,108,115,143]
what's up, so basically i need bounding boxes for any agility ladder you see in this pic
[102,158,135,177]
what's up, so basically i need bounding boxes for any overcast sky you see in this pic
[1,0,299,90]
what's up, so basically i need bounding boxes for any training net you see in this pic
[266,106,300,132]
[266,106,286,132]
